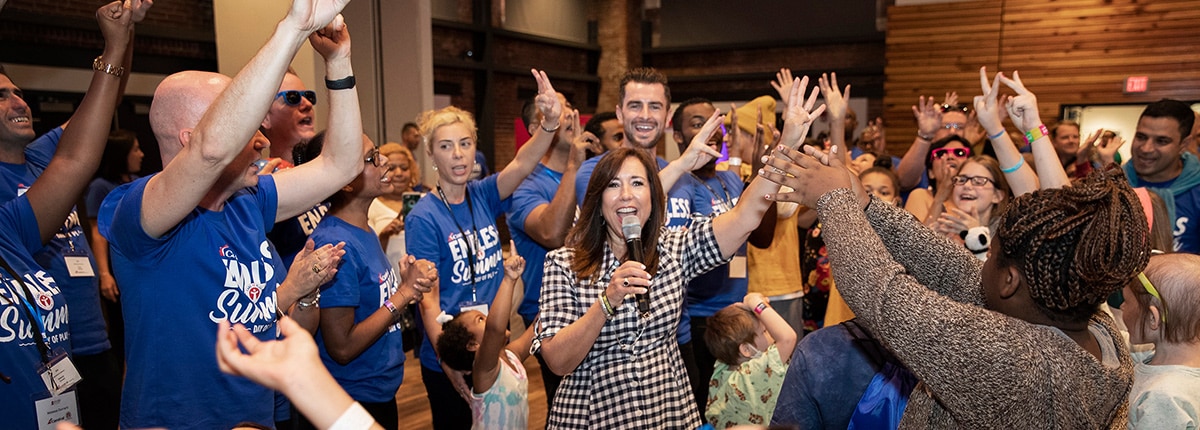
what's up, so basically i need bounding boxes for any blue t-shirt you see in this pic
[99,174,284,429]
[267,202,329,267]
[0,127,109,355]
[0,196,73,430]
[575,154,699,342]
[1141,178,1200,253]
[311,216,405,403]
[684,171,748,317]
[505,163,564,321]
[406,175,510,371]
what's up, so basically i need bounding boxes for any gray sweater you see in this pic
[815,188,1133,429]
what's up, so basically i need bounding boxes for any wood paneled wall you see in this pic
[884,0,1200,152]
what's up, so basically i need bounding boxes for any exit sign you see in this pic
[1125,76,1149,93]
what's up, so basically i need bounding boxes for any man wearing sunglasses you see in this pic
[261,72,318,168]
[897,96,972,192]
[97,2,365,428]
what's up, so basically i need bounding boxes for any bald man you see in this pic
[97,1,362,428]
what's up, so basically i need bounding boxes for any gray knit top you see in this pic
[814,188,1134,429]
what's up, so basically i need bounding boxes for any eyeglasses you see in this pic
[1137,272,1169,323]
[940,103,969,113]
[275,90,317,106]
[364,148,385,167]
[951,174,995,187]
[942,123,966,131]
[931,147,970,160]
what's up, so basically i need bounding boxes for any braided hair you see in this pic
[995,166,1150,323]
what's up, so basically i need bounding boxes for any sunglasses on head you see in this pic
[930,147,970,160]
[275,90,317,106]
[940,103,969,113]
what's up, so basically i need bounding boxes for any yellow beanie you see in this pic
[723,95,777,135]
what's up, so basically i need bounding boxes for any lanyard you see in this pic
[436,183,479,301]
[692,173,733,211]
[0,255,53,364]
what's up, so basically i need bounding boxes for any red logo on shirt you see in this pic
[36,292,54,310]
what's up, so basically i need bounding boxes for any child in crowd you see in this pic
[428,244,534,429]
[823,166,903,327]
[703,293,798,427]
[1121,253,1200,429]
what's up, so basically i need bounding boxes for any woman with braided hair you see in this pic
[759,70,1150,428]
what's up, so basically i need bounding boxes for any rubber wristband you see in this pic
[728,157,742,166]
[1024,124,1049,145]
[328,402,376,430]
[753,302,768,315]
[1001,156,1024,174]
[325,75,356,90]
[383,298,399,315]
[987,129,1005,140]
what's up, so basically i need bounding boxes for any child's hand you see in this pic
[743,293,767,309]
[504,241,525,280]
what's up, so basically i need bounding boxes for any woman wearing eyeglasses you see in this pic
[925,155,1012,260]
[405,70,563,429]
[305,132,437,429]
[1120,252,1200,429]
[903,135,973,222]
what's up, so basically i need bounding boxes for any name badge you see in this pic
[38,351,82,396]
[63,256,95,278]
[34,390,79,430]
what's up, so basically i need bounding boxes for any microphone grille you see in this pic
[621,215,642,240]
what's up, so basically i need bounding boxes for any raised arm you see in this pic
[818,73,851,163]
[745,293,797,364]
[897,96,942,190]
[974,67,1038,195]
[273,17,363,220]
[521,111,589,249]
[712,79,823,258]
[140,0,348,237]
[496,70,562,199]
[28,2,131,243]
[999,71,1070,190]
[473,247,524,393]
[217,317,384,430]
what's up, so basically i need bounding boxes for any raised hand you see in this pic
[569,111,595,167]
[779,76,827,149]
[308,15,351,60]
[96,1,133,48]
[532,69,562,132]
[285,0,351,34]
[1096,134,1123,166]
[935,206,982,237]
[973,67,1006,136]
[759,145,866,210]
[123,0,153,23]
[504,242,526,280]
[770,68,796,107]
[862,117,886,153]
[911,95,942,139]
[943,91,959,108]
[999,71,1042,133]
[216,316,321,393]
[398,255,435,305]
[675,106,724,172]
[818,73,850,122]
[289,239,347,294]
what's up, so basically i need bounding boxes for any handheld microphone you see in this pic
[621,215,650,317]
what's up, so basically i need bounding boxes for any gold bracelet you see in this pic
[92,56,125,77]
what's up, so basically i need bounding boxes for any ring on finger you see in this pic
[312,264,321,274]
[622,278,629,287]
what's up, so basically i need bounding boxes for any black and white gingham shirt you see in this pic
[533,215,728,429]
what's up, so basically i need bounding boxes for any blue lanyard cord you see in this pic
[693,173,733,210]
[0,256,52,364]
[436,183,479,301]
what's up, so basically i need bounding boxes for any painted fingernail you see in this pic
[761,155,769,163]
